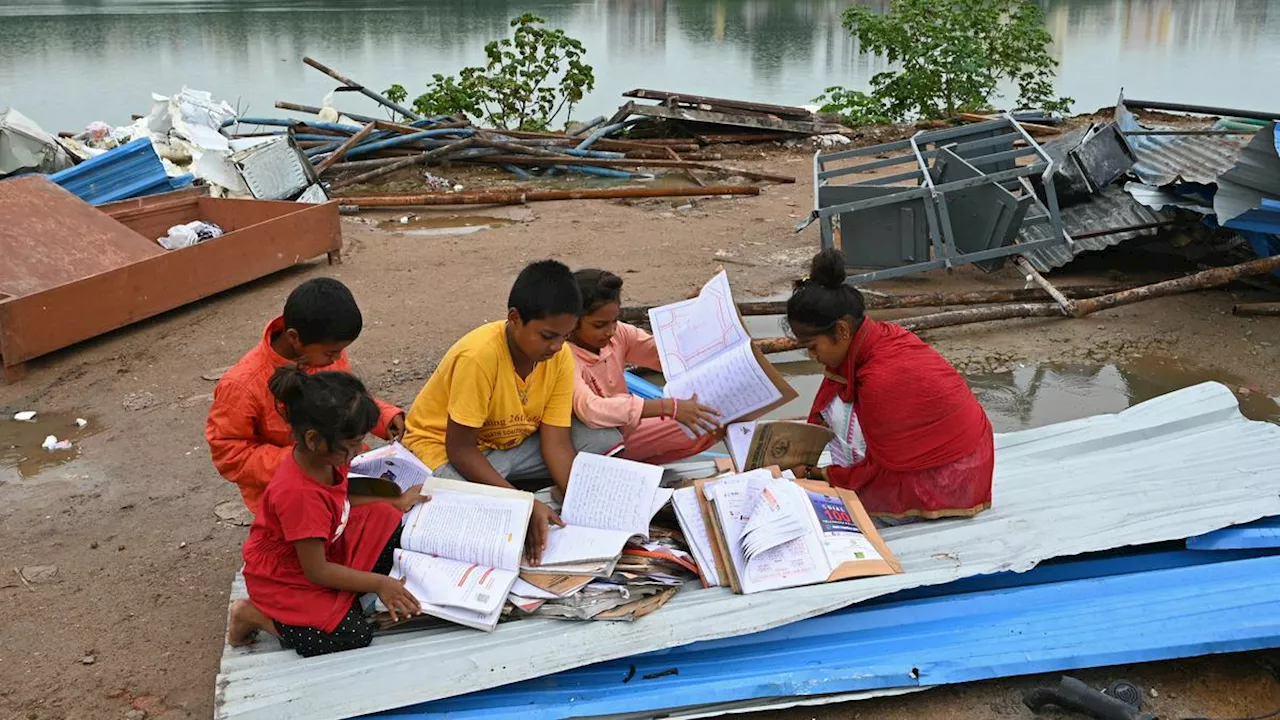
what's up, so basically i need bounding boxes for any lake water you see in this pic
[1,0,1278,133]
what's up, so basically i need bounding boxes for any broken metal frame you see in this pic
[800,116,1072,284]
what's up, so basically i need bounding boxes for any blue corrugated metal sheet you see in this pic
[1189,517,1280,550]
[624,370,662,400]
[380,552,1280,719]
[49,137,194,205]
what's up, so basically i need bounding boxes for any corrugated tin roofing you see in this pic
[1215,122,1280,230]
[215,382,1280,720]
[1115,102,1251,187]
[1189,517,1280,550]
[1019,184,1172,272]
[385,550,1280,719]
[49,137,194,205]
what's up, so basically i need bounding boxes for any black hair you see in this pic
[508,260,584,321]
[573,269,624,314]
[785,249,866,336]
[268,366,380,450]
[282,277,363,345]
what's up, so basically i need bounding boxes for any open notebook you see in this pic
[648,271,796,430]
[698,470,901,594]
[391,477,534,631]
[523,453,674,575]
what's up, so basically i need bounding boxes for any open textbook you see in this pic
[524,453,674,574]
[349,443,433,497]
[648,271,796,428]
[391,477,534,631]
[697,470,900,594]
[725,420,835,473]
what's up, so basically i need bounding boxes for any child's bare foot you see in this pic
[228,599,274,647]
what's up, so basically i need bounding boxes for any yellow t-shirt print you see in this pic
[401,321,577,470]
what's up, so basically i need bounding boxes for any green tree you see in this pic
[385,14,595,131]
[834,0,1071,123]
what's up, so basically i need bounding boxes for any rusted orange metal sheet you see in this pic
[0,176,164,298]
[0,189,342,378]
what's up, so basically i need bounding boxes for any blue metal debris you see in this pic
[1188,517,1280,550]
[380,551,1280,719]
[624,370,662,400]
[49,137,193,205]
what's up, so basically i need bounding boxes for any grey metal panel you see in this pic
[1021,185,1172,272]
[215,382,1280,720]
[1214,123,1280,223]
[818,185,930,268]
[1114,101,1250,186]
[232,136,312,200]
[932,148,1023,268]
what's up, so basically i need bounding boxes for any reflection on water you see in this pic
[777,356,1280,432]
[0,412,102,481]
[1,0,1276,132]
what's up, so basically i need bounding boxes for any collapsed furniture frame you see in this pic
[800,116,1074,284]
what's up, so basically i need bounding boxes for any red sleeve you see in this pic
[371,398,403,440]
[272,486,335,543]
[206,378,292,505]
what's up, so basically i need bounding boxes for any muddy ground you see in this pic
[2,144,1279,720]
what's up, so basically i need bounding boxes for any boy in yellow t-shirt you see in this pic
[402,260,622,563]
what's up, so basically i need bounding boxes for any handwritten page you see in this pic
[400,480,532,572]
[350,443,432,492]
[739,476,813,562]
[561,453,665,536]
[538,525,637,566]
[648,271,750,379]
[672,486,721,587]
[664,342,783,426]
[709,472,831,594]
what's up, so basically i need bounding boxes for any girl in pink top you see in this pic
[569,269,722,464]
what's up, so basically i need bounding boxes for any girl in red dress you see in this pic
[228,366,427,657]
[785,249,994,522]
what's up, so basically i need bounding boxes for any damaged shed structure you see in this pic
[216,382,1280,720]
[0,176,342,381]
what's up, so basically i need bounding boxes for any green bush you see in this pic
[385,14,595,131]
[828,0,1072,124]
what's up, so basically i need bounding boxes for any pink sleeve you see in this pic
[618,323,662,371]
[572,362,645,431]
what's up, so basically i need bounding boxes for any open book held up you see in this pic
[648,271,796,428]
[348,443,433,498]
[692,469,901,594]
[726,420,835,473]
[391,477,534,631]
[525,453,674,575]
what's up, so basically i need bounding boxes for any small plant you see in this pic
[812,86,891,126]
[828,0,1072,123]
[384,14,595,131]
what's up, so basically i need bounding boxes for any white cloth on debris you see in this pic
[158,221,224,250]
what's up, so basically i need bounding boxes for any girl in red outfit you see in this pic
[785,250,994,522]
[228,367,427,657]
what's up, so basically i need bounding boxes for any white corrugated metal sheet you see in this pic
[215,382,1280,720]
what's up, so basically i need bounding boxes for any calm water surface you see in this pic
[2,0,1278,132]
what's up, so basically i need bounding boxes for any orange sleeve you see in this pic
[371,398,403,440]
[206,378,292,510]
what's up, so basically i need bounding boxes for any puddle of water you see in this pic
[0,412,102,481]
[771,356,1279,433]
[377,214,517,237]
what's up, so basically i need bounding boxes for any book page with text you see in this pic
[665,343,783,427]
[648,271,750,379]
[400,486,530,571]
[561,453,664,536]
[350,443,433,492]
[672,486,721,587]
[538,525,637,566]
[391,550,514,614]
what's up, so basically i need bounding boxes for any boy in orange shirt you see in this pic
[206,278,404,513]
[401,260,622,563]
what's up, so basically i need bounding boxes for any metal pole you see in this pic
[302,57,425,121]
[1121,99,1280,122]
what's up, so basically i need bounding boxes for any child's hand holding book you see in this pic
[390,484,432,513]
[378,576,421,622]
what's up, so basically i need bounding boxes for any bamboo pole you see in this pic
[314,122,377,175]
[618,283,1144,325]
[1070,255,1280,318]
[327,138,476,191]
[1233,302,1280,317]
[302,56,423,121]
[1013,256,1077,316]
[336,186,761,208]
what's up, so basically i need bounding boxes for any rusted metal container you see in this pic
[0,176,342,381]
